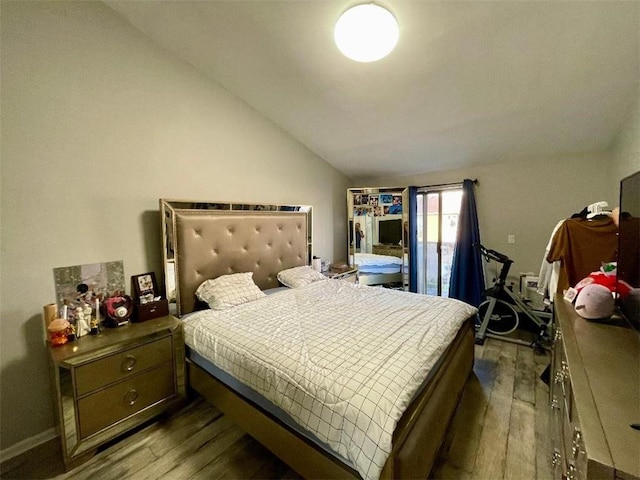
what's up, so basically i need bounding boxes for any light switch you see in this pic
[508,235,515,244]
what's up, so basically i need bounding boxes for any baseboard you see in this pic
[0,428,57,464]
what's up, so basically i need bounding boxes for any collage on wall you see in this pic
[353,193,403,216]
[52,260,125,323]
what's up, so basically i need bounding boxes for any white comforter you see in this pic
[183,280,476,480]
[354,252,403,266]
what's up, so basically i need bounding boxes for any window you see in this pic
[415,188,462,296]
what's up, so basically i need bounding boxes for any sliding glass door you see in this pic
[415,187,462,296]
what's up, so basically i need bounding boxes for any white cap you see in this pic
[574,284,615,319]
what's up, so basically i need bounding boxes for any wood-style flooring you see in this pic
[1,338,553,480]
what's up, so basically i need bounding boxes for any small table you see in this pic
[323,266,359,283]
[48,315,186,469]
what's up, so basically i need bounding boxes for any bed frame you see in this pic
[358,271,403,287]
[164,202,474,479]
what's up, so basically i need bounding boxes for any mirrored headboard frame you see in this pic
[160,199,312,316]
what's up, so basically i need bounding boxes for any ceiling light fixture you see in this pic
[334,3,399,63]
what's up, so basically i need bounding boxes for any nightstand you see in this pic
[323,266,359,284]
[48,315,185,470]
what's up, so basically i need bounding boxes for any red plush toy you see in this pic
[574,271,631,298]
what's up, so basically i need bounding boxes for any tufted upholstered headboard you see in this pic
[170,207,310,316]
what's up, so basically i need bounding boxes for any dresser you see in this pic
[550,297,639,480]
[48,315,185,469]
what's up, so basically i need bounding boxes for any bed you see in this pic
[162,200,476,479]
[354,252,404,287]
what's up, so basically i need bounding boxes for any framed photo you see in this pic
[380,194,393,204]
[388,195,403,214]
[132,272,158,304]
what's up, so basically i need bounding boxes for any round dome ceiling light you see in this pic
[334,3,399,63]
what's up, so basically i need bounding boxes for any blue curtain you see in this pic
[449,179,484,306]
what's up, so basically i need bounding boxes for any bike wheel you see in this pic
[478,299,519,335]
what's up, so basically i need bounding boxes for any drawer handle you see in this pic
[124,389,139,406]
[554,371,565,384]
[123,355,137,372]
[554,362,569,384]
[572,427,582,444]
[571,444,581,460]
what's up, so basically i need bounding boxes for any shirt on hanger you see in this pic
[537,219,565,302]
[547,216,618,294]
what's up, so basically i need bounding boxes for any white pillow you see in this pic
[195,272,265,310]
[277,265,326,288]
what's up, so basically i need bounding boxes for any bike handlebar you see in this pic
[476,244,512,264]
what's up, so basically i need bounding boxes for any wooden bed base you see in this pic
[358,271,403,287]
[187,317,475,479]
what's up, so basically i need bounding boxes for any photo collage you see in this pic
[353,193,403,217]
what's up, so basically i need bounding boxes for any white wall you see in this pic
[0,1,350,451]
[611,85,640,196]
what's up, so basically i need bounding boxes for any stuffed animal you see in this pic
[574,269,632,298]
[574,283,615,320]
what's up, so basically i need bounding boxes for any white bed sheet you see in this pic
[183,280,476,480]
[354,252,403,266]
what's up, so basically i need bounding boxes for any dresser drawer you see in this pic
[75,336,173,396]
[77,362,175,439]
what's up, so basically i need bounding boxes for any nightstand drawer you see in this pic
[77,362,175,439]
[75,336,173,396]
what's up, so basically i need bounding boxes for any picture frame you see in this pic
[131,272,158,305]
[380,194,393,204]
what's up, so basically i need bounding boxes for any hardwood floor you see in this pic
[2,338,553,480]
[431,338,552,480]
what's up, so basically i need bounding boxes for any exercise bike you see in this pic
[475,244,552,350]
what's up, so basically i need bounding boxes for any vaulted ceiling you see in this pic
[107,1,639,180]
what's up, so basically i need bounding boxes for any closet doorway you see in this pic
[415,186,462,296]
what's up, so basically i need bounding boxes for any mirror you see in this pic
[347,188,408,289]
[160,199,313,312]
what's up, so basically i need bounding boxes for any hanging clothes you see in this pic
[571,200,613,219]
[547,216,618,294]
[537,219,565,302]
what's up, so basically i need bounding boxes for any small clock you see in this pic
[102,295,134,328]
